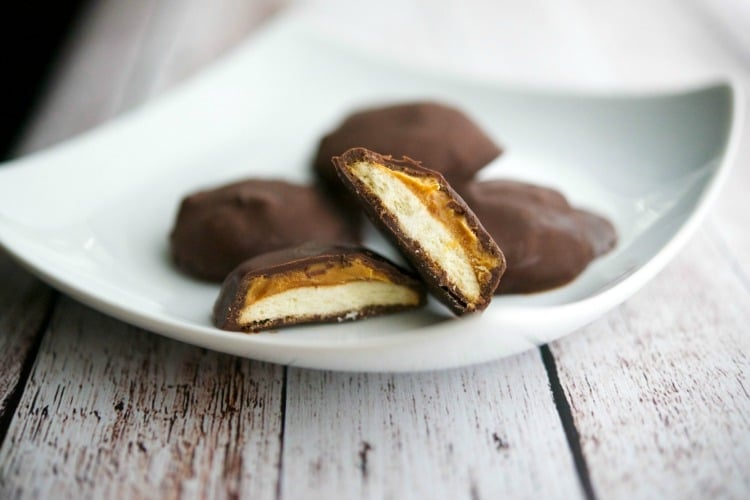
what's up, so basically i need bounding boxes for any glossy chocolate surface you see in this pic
[170,179,359,282]
[459,180,616,294]
[315,102,501,189]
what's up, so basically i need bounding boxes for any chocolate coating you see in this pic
[170,179,359,282]
[333,148,505,316]
[213,242,426,332]
[314,102,502,189]
[459,180,617,294]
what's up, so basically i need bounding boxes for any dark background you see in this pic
[1,0,91,159]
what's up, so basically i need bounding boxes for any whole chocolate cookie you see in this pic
[170,179,359,282]
[459,180,616,294]
[314,102,501,190]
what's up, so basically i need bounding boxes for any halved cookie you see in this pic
[333,148,505,315]
[213,242,425,332]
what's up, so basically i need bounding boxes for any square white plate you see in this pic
[0,13,743,371]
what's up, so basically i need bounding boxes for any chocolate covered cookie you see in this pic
[315,102,501,189]
[213,243,426,332]
[333,148,506,315]
[459,180,616,294]
[170,179,359,282]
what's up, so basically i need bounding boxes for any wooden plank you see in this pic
[0,298,284,499]
[6,0,280,428]
[280,352,583,499]
[1,0,155,443]
[0,256,54,430]
[11,2,749,499]
[543,1,750,497]
[550,230,750,499]
[8,3,584,498]
[1,0,287,496]
[0,0,156,445]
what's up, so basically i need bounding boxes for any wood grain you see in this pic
[0,256,54,430]
[1,0,160,453]
[0,298,284,499]
[1,0,285,443]
[551,230,750,499]
[4,0,750,498]
[280,352,583,500]
[5,1,587,497]
[1,0,287,497]
[539,1,750,498]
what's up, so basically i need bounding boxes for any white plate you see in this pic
[0,13,743,372]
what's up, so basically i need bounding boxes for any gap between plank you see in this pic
[274,365,288,500]
[540,345,597,500]
[0,292,59,448]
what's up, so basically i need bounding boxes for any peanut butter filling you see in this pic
[356,163,499,293]
[243,259,395,306]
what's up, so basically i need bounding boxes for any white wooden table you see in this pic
[1,1,749,498]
